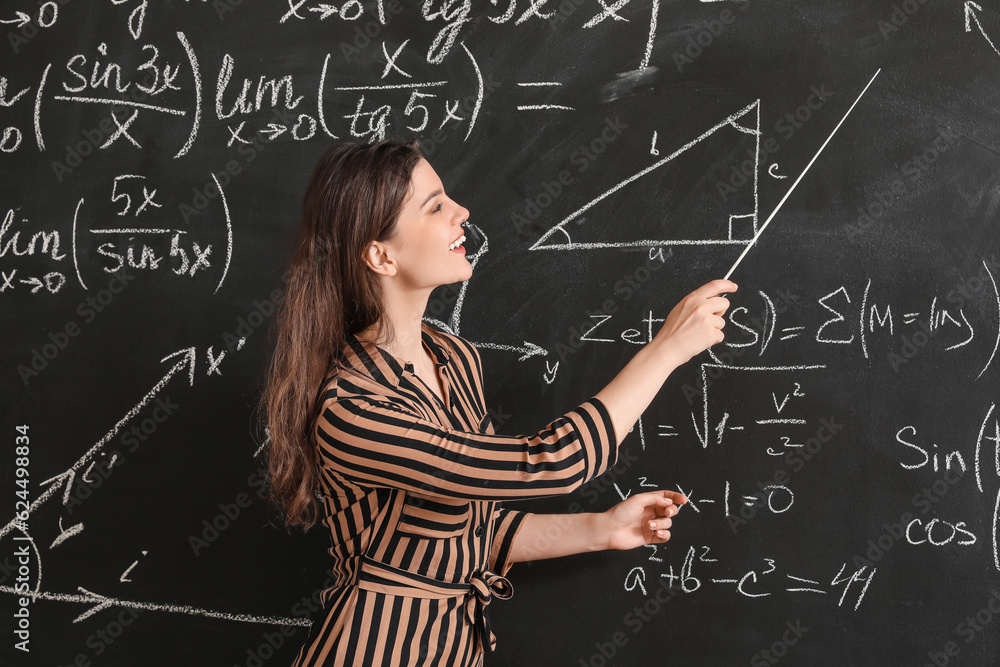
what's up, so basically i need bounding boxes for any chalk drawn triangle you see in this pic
[529,100,762,250]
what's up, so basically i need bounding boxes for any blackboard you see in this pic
[2,1,1000,665]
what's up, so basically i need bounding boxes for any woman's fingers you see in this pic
[642,491,687,542]
[652,280,738,364]
[707,296,731,315]
[651,528,671,541]
[648,517,673,531]
[661,490,688,506]
[647,490,687,508]
[693,279,738,299]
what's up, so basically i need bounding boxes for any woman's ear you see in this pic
[363,240,397,277]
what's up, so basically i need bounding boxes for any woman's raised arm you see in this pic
[317,280,735,502]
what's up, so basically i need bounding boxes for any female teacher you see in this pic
[261,139,736,666]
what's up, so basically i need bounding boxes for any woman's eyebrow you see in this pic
[420,188,443,208]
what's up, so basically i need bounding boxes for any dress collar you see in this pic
[342,321,451,388]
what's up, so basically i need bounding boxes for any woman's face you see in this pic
[382,158,472,289]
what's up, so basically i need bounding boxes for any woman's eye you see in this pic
[433,202,442,213]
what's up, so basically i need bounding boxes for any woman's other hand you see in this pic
[653,279,737,367]
[601,490,688,551]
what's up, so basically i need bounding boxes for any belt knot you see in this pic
[356,557,514,654]
[466,568,513,654]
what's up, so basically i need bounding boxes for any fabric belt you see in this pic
[355,555,513,654]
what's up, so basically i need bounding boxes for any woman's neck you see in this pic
[360,283,433,370]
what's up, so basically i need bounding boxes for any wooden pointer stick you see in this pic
[724,68,883,280]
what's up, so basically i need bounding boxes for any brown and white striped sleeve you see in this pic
[316,392,618,502]
[487,506,529,576]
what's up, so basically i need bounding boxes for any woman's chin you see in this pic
[451,264,474,284]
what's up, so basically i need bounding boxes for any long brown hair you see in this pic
[261,139,423,529]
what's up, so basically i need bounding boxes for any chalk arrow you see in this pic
[966,1,983,30]
[160,346,197,386]
[465,340,548,361]
[260,123,287,141]
[39,468,76,506]
[73,588,115,622]
[308,4,339,19]
[517,341,546,361]
[19,277,43,293]
[0,11,30,27]
[2,348,197,539]
[965,2,1000,57]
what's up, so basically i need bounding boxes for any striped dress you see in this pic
[291,321,619,666]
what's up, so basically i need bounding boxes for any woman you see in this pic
[262,139,736,666]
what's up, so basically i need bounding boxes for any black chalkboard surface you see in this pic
[2,1,1000,665]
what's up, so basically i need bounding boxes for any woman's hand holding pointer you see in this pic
[653,279,737,367]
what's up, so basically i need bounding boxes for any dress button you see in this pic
[475,525,485,537]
